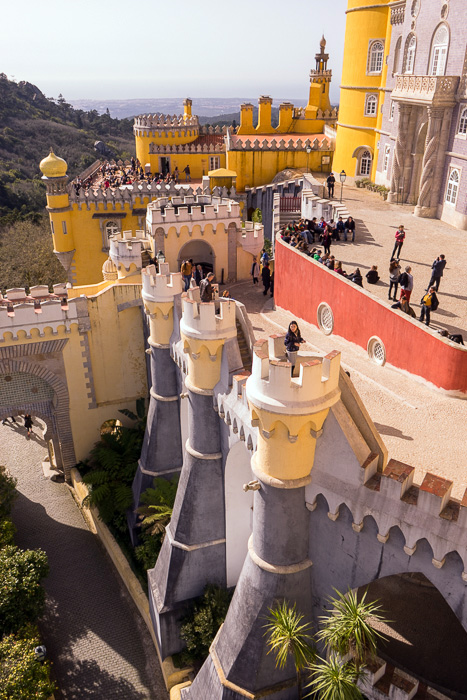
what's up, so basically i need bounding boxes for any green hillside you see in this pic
[0,73,134,225]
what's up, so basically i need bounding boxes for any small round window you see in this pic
[317,303,334,335]
[368,336,386,366]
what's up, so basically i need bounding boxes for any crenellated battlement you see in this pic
[142,263,183,303]
[180,297,237,341]
[237,221,264,257]
[247,335,341,416]
[147,196,239,224]
[109,231,145,272]
[133,113,199,138]
[0,286,80,342]
[229,135,333,151]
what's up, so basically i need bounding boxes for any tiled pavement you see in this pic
[0,420,167,700]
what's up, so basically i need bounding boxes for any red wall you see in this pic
[275,238,467,394]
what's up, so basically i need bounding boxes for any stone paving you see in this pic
[0,420,167,700]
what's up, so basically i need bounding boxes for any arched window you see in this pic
[458,107,467,136]
[405,35,417,74]
[429,24,449,76]
[105,221,119,238]
[368,41,384,74]
[445,169,459,204]
[393,36,402,75]
[364,94,378,117]
[360,150,372,176]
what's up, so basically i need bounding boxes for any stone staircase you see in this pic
[236,320,251,372]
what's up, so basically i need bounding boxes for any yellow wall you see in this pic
[144,152,226,180]
[227,148,331,191]
[333,0,390,178]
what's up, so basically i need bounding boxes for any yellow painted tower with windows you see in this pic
[333,0,391,181]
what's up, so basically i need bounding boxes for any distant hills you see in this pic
[69,97,308,120]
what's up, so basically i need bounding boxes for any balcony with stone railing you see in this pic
[391,75,460,107]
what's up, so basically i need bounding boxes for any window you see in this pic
[62,221,67,235]
[445,168,459,204]
[209,156,220,171]
[383,146,391,173]
[105,221,119,238]
[360,151,372,176]
[390,101,396,121]
[364,94,378,117]
[368,41,384,74]
[430,25,449,76]
[458,107,467,136]
[393,36,402,75]
[405,36,416,74]
[50,221,55,235]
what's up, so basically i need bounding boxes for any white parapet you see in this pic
[109,233,144,271]
[180,297,237,341]
[238,222,264,258]
[142,263,183,303]
[246,336,341,415]
[0,299,80,341]
[146,194,241,237]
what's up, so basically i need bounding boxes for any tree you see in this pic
[316,588,385,674]
[0,546,49,635]
[264,601,314,699]
[180,585,232,663]
[0,466,17,520]
[252,207,262,223]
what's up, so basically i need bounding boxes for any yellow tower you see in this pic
[333,0,390,180]
[40,150,75,281]
[306,35,332,118]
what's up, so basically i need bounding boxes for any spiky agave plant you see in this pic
[264,600,315,699]
[306,654,364,700]
[317,588,386,673]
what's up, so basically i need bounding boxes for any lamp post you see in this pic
[339,170,346,203]
[306,145,312,174]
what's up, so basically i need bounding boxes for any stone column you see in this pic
[128,263,183,544]
[187,337,341,700]
[414,106,444,218]
[148,295,237,658]
[388,103,412,203]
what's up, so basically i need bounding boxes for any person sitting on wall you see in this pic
[349,268,363,287]
[344,216,356,242]
[438,329,464,345]
[334,261,347,276]
[325,255,335,270]
[366,265,380,284]
[391,298,416,318]
[199,272,215,302]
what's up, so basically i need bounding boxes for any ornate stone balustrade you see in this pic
[391,75,460,107]
[134,114,199,129]
[229,136,332,151]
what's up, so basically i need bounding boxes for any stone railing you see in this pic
[149,139,225,155]
[229,136,332,152]
[390,2,405,25]
[391,75,460,106]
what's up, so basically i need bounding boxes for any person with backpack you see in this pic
[399,266,413,302]
[419,286,439,326]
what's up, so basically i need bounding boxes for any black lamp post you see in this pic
[339,170,346,203]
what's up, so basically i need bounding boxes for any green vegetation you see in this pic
[0,73,134,225]
[135,476,179,570]
[251,207,262,223]
[180,584,232,664]
[0,466,55,699]
[264,589,386,700]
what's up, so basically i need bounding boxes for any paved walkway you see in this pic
[313,179,466,338]
[0,421,166,700]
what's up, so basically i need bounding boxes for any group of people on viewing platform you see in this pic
[72,158,189,196]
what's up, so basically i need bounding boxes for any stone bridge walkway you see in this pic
[0,420,167,700]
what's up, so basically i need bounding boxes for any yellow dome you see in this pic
[40,150,68,178]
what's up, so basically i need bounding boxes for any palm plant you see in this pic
[264,600,315,699]
[136,476,179,537]
[306,655,364,700]
[316,588,386,673]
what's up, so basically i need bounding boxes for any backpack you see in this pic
[431,294,439,311]
[398,272,407,286]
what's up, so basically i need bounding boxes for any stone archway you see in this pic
[177,240,216,277]
[0,359,76,480]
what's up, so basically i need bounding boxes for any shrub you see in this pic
[0,546,49,635]
[0,466,17,520]
[0,624,56,700]
[0,519,15,549]
[180,584,232,662]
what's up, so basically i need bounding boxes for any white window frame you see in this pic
[458,107,467,139]
[383,146,391,173]
[360,150,372,176]
[367,41,385,75]
[429,25,449,76]
[209,156,220,171]
[364,94,378,117]
[445,167,460,205]
[405,36,416,74]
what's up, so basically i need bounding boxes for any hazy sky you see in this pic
[2,0,348,103]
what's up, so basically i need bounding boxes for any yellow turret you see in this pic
[142,263,183,348]
[333,0,390,180]
[40,150,75,281]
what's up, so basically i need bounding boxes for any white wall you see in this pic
[225,440,254,587]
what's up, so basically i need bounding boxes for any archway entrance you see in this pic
[177,240,215,277]
[358,572,467,696]
[0,364,75,480]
